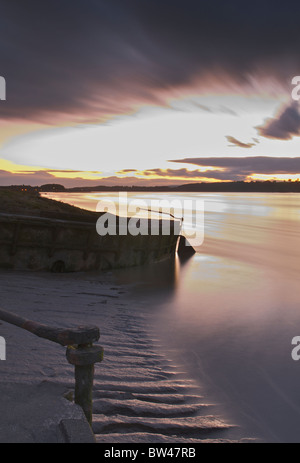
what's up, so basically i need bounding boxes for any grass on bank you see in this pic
[0,189,98,221]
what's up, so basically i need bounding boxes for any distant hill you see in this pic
[57,180,300,193]
[1,180,300,193]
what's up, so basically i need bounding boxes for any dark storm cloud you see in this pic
[170,156,300,179]
[257,102,300,140]
[1,0,300,121]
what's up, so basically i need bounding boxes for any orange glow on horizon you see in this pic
[1,159,300,186]
[0,159,228,184]
[249,173,300,182]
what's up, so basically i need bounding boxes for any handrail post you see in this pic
[66,343,103,425]
[0,308,103,427]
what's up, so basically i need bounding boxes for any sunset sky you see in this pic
[1,0,300,187]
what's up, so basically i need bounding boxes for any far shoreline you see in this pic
[2,179,300,195]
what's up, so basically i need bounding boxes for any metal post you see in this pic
[66,344,104,425]
[74,364,95,425]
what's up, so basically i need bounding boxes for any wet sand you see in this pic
[0,269,253,443]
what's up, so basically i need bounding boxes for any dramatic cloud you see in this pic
[0,169,61,186]
[0,169,186,188]
[142,168,244,181]
[257,102,300,140]
[117,169,138,174]
[170,156,300,179]
[226,136,256,149]
[1,0,300,122]
[2,156,300,186]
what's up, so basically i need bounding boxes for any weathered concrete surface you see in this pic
[0,213,180,272]
[0,381,96,443]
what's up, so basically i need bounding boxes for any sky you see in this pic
[1,0,300,187]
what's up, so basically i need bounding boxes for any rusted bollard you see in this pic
[66,343,103,425]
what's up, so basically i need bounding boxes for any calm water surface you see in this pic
[44,192,300,442]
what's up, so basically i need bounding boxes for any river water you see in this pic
[43,192,300,442]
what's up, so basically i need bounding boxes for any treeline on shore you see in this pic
[1,180,300,193]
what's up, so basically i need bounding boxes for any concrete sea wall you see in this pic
[0,213,180,272]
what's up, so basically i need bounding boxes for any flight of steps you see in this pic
[91,308,250,443]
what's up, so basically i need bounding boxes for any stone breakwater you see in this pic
[0,213,180,272]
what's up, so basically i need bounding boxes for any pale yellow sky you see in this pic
[0,91,299,185]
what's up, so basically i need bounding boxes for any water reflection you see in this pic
[44,191,300,442]
[112,254,183,300]
[111,194,300,442]
[113,247,300,442]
